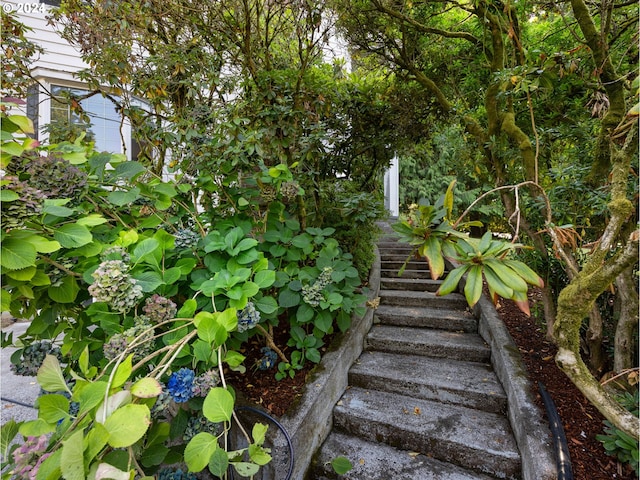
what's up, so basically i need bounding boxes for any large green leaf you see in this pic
[132,271,163,292]
[103,404,151,448]
[436,265,470,297]
[48,276,80,303]
[37,355,71,394]
[254,295,278,315]
[38,394,70,424]
[202,387,234,423]
[35,448,62,480]
[208,447,230,477]
[483,264,514,300]
[61,430,85,480]
[254,269,276,288]
[278,288,300,308]
[6,266,36,281]
[1,420,18,458]
[484,259,528,293]
[132,238,160,263]
[111,354,133,389]
[1,237,37,270]
[74,381,109,415]
[84,423,109,465]
[184,432,219,472]
[53,223,93,248]
[195,312,227,345]
[108,187,141,206]
[113,161,146,180]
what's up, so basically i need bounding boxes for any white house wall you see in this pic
[7,1,88,78]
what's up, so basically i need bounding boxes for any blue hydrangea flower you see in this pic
[257,347,278,370]
[157,468,197,480]
[237,302,261,332]
[167,368,195,403]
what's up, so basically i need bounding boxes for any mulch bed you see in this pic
[498,293,636,480]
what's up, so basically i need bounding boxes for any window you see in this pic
[50,86,124,154]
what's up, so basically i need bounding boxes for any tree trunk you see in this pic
[613,265,639,373]
[586,304,605,375]
[553,136,639,439]
[554,238,639,439]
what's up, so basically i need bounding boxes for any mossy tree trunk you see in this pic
[553,133,639,438]
[548,0,640,440]
[613,265,639,373]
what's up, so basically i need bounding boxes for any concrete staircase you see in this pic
[309,237,522,479]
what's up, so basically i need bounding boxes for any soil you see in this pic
[228,292,636,480]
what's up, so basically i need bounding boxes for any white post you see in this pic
[384,154,400,218]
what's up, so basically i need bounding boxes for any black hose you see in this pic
[538,381,574,480]
[233,405,294,480]
[1,397,35,409]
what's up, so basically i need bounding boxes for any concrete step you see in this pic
[379,253,421,262]
[380,276,442,292]
[311,431,499,480]
[333,387,521,479]
[380,289,468,310]
[377,240,410,249]
[375,304,477,332]
[365,325,491,363]
[381,268,432,280]
[380,259,429,271]
[349,351,507,414]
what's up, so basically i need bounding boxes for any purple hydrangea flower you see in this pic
[167,368,195,403]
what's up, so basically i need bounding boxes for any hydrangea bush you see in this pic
[0,109,369,478]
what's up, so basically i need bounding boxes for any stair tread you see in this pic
[314,431,499,480]
[366,325,490,361]
[351,351,506,401]
[375,304,473,320]
[334,387,520,476]
[381,269,432,279]
[368,324,488,350]
[381,289,466,301]
[380,277,443,291]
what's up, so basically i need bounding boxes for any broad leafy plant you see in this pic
[392,182,544,315]
[0,107,368,478]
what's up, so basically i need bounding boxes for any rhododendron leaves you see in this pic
[463,265,483,307]
[436,265,469,297]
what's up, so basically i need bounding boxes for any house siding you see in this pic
[7,0,88,79]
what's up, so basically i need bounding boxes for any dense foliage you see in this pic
[0,108,368,478]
